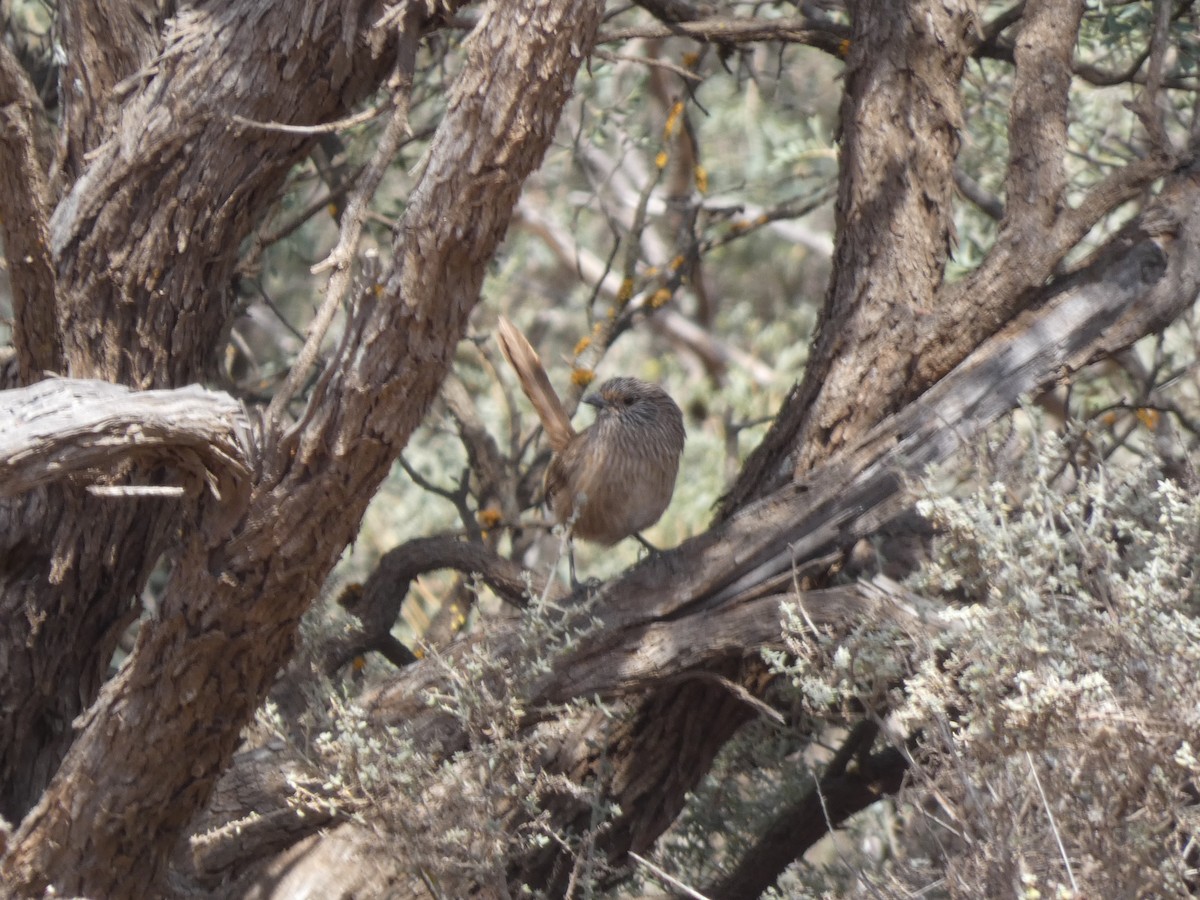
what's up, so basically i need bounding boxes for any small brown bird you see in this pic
[495,316,686,557]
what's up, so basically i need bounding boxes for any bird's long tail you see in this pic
[495,316,576,452]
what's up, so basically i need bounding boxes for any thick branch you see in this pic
[50,2,399,387]
[0,41,59,381]
[370,207,1182,724]
[179,740,339,890]
[914,2,1173,386]
[722,0,979,510]
[0,0,410,835]
[1003,0,1081,228]
[0,380,250,499]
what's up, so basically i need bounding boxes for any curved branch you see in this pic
[323,535,547,675]
[910,0,1176,390]
[368,197,1190,717]
[0,380,251,499]
[722,0,977,507]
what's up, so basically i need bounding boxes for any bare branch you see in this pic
[1130,0,1174,153]
[0,380,251,499]
[323,534,549,675]
[230,104,389,136]
[723,0,978,506]
[180,740,340,890]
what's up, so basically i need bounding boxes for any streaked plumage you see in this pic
[496,318,685,547]
[545,377,685,545]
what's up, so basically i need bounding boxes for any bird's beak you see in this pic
[583,393,604,409]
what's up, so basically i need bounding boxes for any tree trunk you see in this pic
[722,0,1167,513]
[0,0,399,829]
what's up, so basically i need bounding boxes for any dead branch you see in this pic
[323,534,553,676]
[0,379,251,499]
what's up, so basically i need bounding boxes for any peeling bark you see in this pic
[0,380,249,498]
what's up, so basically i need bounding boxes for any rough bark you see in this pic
[1,0,603,894]
[52,1,395,388]
[181,741,340,891]
[540,1,984,887]
[0,380,249,498]
[0,40,59,382]
[722,0,981,511]
[0,0,403,829]
[57,0,165,181]
[228,8,1197,894]
[722,0,1172,512]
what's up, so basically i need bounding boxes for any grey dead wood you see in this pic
[0,380,250,499]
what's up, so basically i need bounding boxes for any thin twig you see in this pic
[87,485,186,497]
[267,21,421,427]
[1026,750,1079,893]
[230,104,388,136]
[592,49,704,81]
[628,852,712,900]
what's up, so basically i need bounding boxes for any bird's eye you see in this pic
[622,396,635,407]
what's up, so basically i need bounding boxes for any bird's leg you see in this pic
[568,537,582,589]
